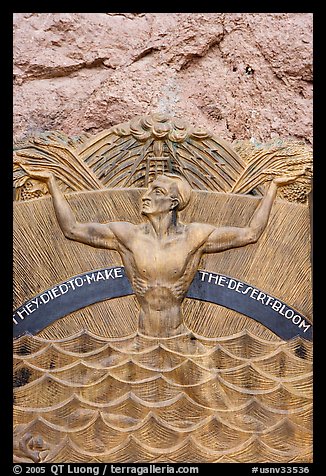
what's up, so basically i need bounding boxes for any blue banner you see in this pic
[13,266,312,340]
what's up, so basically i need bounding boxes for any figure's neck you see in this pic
[146,212,177,238]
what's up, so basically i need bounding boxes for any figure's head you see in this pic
[141,174,192,217]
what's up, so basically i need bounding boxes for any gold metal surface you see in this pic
[13,114,313,463]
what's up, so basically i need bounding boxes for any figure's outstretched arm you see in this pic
[21,168,130,250]
[203,173,305,254]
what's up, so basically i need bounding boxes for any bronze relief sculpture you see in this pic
[20,167,304,339]
[13,114,312,463]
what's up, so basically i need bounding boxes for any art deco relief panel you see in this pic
[13,114,312,463]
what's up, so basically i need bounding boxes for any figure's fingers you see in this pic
[19,163,32,174]
[262,170,278,181]
[285,170,306,182]
[13,157,27,165]
[261,170,273,180]
[21,165,40,177]
[297,168,308,177]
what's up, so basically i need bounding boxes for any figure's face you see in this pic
[141,177,178,216]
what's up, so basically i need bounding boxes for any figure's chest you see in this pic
[130,235,192,279]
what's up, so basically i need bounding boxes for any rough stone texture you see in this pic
[13,13,313,145]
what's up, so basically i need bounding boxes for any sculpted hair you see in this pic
[161,173,192,211]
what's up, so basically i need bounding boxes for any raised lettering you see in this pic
[242,286,252,294]
[25,302,36,314]
[285,309,294,319]
[218,275,227,286]
[40,292,50,304]
[250,288,259,299]
[199,271,208,281]
[51,286,60,298]
[236,282,244,293]
[74,277,84,287]
[59,283,69,294]
[12,268,312,341]
[208,273,219,284]
[292,314,301,325]
[17,307,29,320]
[47,289,55,300]
[67,279,76,290]
[256,291,266,304]
[265,295,274,306]
[228,279,237,290]
[105,268,115,279]
[30,298,39,308]
[279,304,286,316]
[299,319,311,333]
[272,300,282,312]
[85,273,96,284]
[114,267,123,278]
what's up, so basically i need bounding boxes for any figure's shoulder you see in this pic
[108,221,138,238]
[186,222,215,233]
[185,222,216,241]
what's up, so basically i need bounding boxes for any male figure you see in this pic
[23,168,300,337]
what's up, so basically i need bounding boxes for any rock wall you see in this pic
[13,13,313,145]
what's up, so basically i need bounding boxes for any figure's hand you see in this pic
[272,168,307,187]
[263,168,307,187]
[20,164,54,183]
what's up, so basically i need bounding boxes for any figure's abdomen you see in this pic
[136,286,187,337]
[141,286,181,311]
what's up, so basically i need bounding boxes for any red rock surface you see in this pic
[13,13,313,145]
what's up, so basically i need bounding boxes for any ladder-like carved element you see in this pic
[13,114,313,463]
[14,113,312,203]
